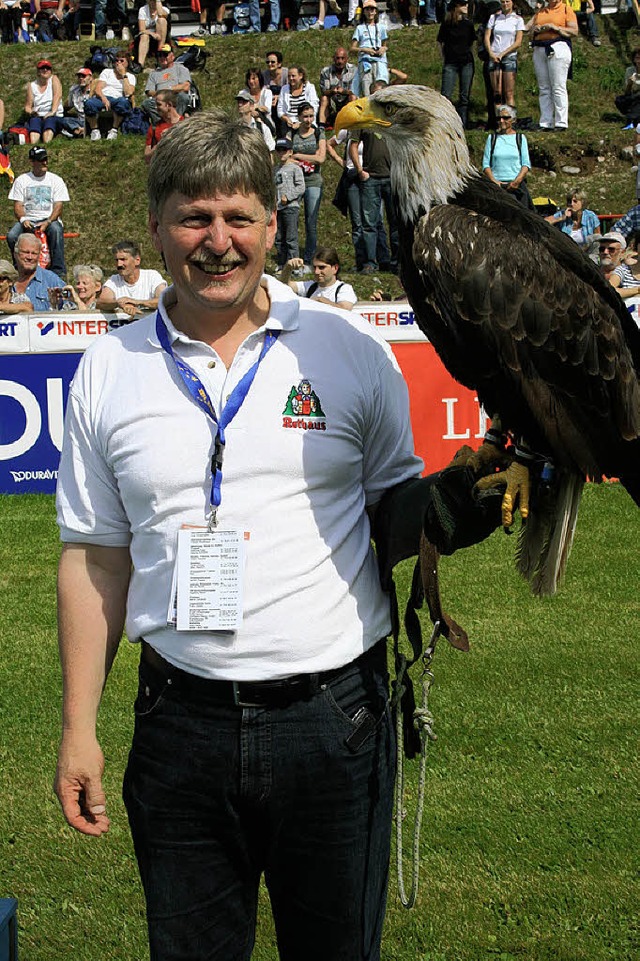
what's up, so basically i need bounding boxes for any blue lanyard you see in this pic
[156,312,279,526]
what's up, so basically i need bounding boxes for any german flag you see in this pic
[0,146,14,183]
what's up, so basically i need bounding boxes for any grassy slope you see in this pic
[0,486,638,960]
[0,13,639,299]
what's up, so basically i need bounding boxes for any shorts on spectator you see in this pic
[488,54,518,74]
[28,116,60,136]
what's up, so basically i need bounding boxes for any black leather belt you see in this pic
[141,639,385,708]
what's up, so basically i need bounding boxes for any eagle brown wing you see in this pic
[401,197,640,491]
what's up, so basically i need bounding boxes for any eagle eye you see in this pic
[383,103,395,118]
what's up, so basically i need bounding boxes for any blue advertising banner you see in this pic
[0,353,82,494]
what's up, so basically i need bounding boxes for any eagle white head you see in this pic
[335,84,476,223]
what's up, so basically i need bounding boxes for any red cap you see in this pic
[37,59,53,69]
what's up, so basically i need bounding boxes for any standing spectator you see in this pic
[481,105,533,209]
[437,0,476,129]
[292,102,326,271]
[97,240,166,317]
[10,233,63,311]
[310,0,342,31]
[144,91,183,163]
[546,188,601,247]
[274,136,305,269]
[327,127,366,271]
[7,146,70,278]
[529,0,578,131]
[142,45,191,124]
[615,49,640,128]
[248,0,279,31]
[0,259,33,314]
[136,0,169,70]
[351,0,389,97]
[277,65,319,135]
[238,68,274,132]
[24,60,63,146]
[85,51,136,142]
[318,47,357,128]
[236,93,275,152]
[0,0,24,43]
[349,81,398,275]
[283,246,357,310]
[59,67,94,139]
[484,0,525,110]
[94,0,126,38]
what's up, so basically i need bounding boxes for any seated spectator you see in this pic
[136,0,170,70]
[612,203,640,240]
[545,188,601,247]
[277,65,319,135]
[572,0,600,47]
[7,146,70,278]
[33,0,66,40]
[145,91,183,163]
[0,0,26,43]
[274,136,304,269]
[262,51,288,129]
[311,0,342,31]
[97,240,166,317]
[10,232,63,311]
[236,92,275,153]
[196,0,227,35]
[24,60,63,146]
[598,232,640,299]
[95,0,126,39]
[0,258,33,313]
[238,68,274,132]
[482,105,533,209]
[281,247,357,310]
[85,51,136,142]
[615,48,640,128]
[53,264,104,310]
[59,67,94,139]
[142,45,191,124]
[318,48,357,128]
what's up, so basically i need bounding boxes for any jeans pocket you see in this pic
[133,660,172,718]
[323,659,389,734]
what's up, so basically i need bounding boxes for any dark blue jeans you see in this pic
[360,176,399,270]
[123,642,395,961]
[276,205,300,266]
[441,60,475,128]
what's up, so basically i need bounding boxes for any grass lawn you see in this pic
[0,484,638,960]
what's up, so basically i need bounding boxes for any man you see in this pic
[142,45,191,125]
[598,231,640,300]
[58,66,93,139]
[349,80,399,274]
[97,239,166,317]
[10,232,63,310]
[144,90,183,164]
[54,112,423,961]
[612,203,640,240]
[282,245,358,310]
[236,90,275,152]
[318,47,357,128]
[7,145,69,277]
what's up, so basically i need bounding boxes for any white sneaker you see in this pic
[409,17,418,25]
[121,25,131,40]
[106,128,118,140]
[90,129,101,141]
[195,24,208,35]
[311,19,324,28]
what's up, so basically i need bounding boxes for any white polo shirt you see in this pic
[103,269,166,301]
[56,277,422,681]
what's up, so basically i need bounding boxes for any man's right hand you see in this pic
[54,732,110,837]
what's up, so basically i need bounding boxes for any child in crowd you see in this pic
[274,137,305,271]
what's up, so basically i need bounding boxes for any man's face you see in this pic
[158,51,174,69]
[77,72,92,89]
[15,238,41,274]
[333,49,348,70]
[237,100,254,124]
[599,241,623,269]
[313,259,339,287]
[157,97,172,120]
[31,158,48,177]
[115,250,141,281]
[149,190,277,318]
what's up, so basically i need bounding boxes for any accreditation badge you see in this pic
[168,527,248,632]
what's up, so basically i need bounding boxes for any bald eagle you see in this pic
[336,86,640,595]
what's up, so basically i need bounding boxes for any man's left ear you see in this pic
[149,211,162,253]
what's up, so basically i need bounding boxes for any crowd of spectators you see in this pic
[1,0,640,316]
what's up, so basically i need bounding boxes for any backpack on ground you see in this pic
[120,107,150,135]
[175,44,210,74]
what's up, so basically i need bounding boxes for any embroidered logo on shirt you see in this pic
[282,379,327,431]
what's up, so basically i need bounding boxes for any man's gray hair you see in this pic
[15,232,42,251]
[148,110,276,220]
[73,264,104,285]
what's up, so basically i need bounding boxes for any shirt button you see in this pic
[208,360,216,368]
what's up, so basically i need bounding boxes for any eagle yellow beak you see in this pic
[335,97,391,134]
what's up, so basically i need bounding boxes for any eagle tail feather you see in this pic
[515,472,583,596]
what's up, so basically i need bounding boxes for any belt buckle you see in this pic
[232,681,267,708]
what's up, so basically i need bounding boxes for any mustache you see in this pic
[188,253,246,269]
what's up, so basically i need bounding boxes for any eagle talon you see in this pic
[474,461,530,529]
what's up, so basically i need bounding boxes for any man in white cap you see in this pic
[598,231,640,300]
[236,90,275,152]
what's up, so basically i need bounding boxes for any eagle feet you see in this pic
[474,461,530,531]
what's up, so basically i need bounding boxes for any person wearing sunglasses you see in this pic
[598,231,640,300]
[481,104,533,209]
[84,50,136,142]
[23,59,63,144]
[7,145,69,278]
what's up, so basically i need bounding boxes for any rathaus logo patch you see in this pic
[282,379,327,431]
